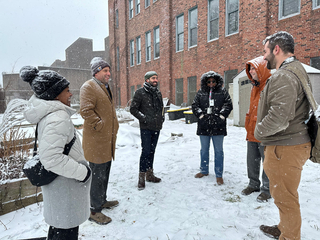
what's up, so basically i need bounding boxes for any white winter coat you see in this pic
[24,95,91,229]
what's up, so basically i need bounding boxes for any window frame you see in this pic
[130,39,135,66]
[145,31,151,62]
[188,6,198,48]
[279,0,300,19]
[176,14,184,52]
[313,0,320,9]
[145,0,150,8]
[208,0,219,41]
[116,46,120,71]
[225,0,239,36]
[136,36,141,65]
[115,9,119,28]
[129,0,134,19]
[154,26,160,59]
[136,0,140,15]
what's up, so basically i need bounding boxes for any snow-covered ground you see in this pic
[1,113,320,240]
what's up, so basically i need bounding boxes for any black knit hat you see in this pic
[20,66,70,100]
[90,57,110,76]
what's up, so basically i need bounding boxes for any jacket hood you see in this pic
[24,94,76,124]
[246,56,271,86]
[200,71,224,92]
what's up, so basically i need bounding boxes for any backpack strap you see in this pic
[63,131,77,155]
[33,124,77,156]
[284,65,318,113]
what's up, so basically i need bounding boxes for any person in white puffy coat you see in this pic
[20,66,91,240]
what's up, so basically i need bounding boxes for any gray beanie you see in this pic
[20,66,70,100]
[144,71,158,81]
[90,57,110,76]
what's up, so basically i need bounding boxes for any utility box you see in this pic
[184,110,198,124]
[167,107,190,120]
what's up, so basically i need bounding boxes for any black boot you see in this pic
[146,169,161,183]
[138,172,146,190]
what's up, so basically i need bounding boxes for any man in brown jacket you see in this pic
[241,56,271,202]
[80,57,119,225]
[255,32,311,240]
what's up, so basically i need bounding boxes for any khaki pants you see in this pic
[264,142,311,240]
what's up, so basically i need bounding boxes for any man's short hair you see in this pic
[263,31,295,54]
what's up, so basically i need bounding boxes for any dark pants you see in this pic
[139,129,160,172]
[47,226,79,240]
[246,141,270,194]
[89,161,111,213]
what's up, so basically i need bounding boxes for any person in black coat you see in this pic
[192,71,233,185]
[130,71,164,190]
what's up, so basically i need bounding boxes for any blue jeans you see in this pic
[199,135,224,178]
[139,129,160,172]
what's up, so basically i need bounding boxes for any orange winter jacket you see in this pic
[245,56,271,142]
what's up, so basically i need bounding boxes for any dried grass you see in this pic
[0,126,33,182]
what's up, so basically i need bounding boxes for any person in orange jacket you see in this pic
[241,56,272,202]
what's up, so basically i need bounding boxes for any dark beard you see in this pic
[266,53,276,69]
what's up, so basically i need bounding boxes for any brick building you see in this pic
[1,37,110,112]
[108,0,320,107]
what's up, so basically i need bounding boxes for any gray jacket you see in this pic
[24,95,91,229]
[254,57,310,146]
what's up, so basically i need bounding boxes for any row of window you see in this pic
[128,26,159,67]
[129,0,158,19]
[119,0,320,69]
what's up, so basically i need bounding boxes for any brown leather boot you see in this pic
[216,177,224,185]
[146,169,161,183]
[260,225,281,239]
[138,172,146,190]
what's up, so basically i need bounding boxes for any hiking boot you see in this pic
[241,186,260,196]
[146,169,161,183]
[102,200,119,209]
[194,172,208,178]
[260,225,281,239]
[216,177,224,185]
[138,172,146,190]
[89,212,112,225]
[257,192,272,203]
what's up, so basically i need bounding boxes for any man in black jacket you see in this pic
[130,71,164,190]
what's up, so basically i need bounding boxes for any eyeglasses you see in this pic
[207,80,216,84]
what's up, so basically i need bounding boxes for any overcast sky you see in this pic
[0,0,109,83]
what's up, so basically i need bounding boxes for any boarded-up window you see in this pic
[130,86,135,99]
[175,78,184,106]
[188,76,197,106]
[224,69,238,91]
[311,56,320,70]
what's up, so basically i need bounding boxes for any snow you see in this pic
[1,114,320,240]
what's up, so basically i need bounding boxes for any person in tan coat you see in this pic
[241,56,272,202]
[80,57,119,225]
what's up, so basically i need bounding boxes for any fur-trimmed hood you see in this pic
[200,71,224,92]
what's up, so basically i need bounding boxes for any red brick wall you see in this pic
[109,0,320,107]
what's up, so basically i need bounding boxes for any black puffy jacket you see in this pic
[192,71,233,136]
[130,83,164,131]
